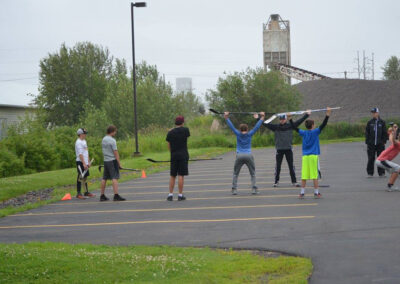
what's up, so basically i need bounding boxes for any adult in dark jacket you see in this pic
[264,112,309,187]
[366,108,388,177]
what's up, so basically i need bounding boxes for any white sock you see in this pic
[314,188,319,194]
[178,194,183,197]
[168,193,173,197]
[300,188,305,195]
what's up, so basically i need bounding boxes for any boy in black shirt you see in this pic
[166,116,190,201]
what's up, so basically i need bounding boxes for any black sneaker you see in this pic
[299,193,305,199]
[100,194,109,202]
[167,195,173,201]
[314,193,322,199]
[113,194,126,201]
[178,195,186,201]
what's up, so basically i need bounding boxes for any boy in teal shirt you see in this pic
[290,107,331,199]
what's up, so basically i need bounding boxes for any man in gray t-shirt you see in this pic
[99,125,126,202]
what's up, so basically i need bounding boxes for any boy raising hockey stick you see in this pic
[75,128,95,199]
[375,124,400,191]
[290,107,331,199]
[225,111,265,195]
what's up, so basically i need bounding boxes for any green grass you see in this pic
[0,147,230,217]
[0,242,313,283]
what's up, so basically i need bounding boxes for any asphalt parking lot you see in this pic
[1,142,400,283]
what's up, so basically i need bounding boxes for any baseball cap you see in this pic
[370,107,379,113]
[175,116,185,125]
[77,128,88,135]
[278,114,287,120]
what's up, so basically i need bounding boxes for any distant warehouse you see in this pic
[0,104,35,139]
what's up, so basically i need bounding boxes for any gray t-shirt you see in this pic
[102,135,117,162]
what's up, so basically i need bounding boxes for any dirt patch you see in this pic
[0,188,54,209]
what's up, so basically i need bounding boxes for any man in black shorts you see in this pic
[166,116,190,201]
[99,125,126,202]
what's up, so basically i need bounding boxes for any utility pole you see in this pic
[371,52,375,80]
[356,51,361,79]
[344,71,347,79]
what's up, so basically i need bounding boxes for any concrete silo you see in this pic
[263,14,291,81]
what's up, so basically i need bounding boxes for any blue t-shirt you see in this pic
[226,118,263,154]
[299,128,321,155]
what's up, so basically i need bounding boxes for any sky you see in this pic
[1,0,399,106]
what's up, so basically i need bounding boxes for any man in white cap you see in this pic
[365,107,388,177]
[75,128,95,199]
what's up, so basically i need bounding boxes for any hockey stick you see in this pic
[77,158,94,182]
[264,107,342,124]
[147,157,223,163]
[209,109,274,115]
[98,165,141,172]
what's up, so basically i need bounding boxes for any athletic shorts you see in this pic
[302,155,319,180]
[76,161,90,179]
[170,159,189,177]
[103,160,120,180]
[375,160,400,174]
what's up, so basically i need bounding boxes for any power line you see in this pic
[0,77,38,82]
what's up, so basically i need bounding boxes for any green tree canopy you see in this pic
[382,56,400,80]
[206,68,302,125]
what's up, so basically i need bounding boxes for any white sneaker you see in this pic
[273,182,279,187]
[386,186,399,192]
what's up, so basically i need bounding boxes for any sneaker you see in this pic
[178,195,186,201]
[100,194,109,202]
[84,192,96,198]
[379,174,386,178]
[273,182,279,187]
[167,195,173,201]
[231,188,238,195]
[367,175,373,178]
[113,194,126,201]
[292,183,301,188]
[314,193,322,199]
[299,193,305,199]
[251,187,259,195]
[76,193,86,199]
[386,186,399,192]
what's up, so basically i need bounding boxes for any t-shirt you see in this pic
[102,135,118,162]
[299,128,322,156]
[226,118,263,154]
[377,142,400,161]
[75,138,89,164]
[166,127,190,160]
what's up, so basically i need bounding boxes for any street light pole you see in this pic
[131,2,146,156]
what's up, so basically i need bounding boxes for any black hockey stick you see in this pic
[209,109,273,115]
[147,158,223,163]
[98,165,141,172]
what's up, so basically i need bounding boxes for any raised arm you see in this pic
[289,119,300,133]
[263,122,278,131]
[249,112,265,136]
[292,113,310,128]
[225,112,240,136]
[318,107,331,132]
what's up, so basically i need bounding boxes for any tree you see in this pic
[206,68,301,125]
[173,91,205,120]
[35,42,113,126]
[382,56,400,80]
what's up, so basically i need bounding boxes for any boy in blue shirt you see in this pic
[290,107,331,199]
[224,111,265,195]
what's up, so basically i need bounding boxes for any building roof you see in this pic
[295,79,400,122]
[0,104,34,109]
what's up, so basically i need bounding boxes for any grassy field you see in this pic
[0,147,230,217]
[0,242,313,283]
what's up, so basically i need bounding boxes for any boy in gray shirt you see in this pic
[100,125,126,202]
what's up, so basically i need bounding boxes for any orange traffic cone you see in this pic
[141,170,147,179]
[61,193,71,201]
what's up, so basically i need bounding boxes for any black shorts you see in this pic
[170,159,189,177]
[103,160,120,180]
[76,161,90,179]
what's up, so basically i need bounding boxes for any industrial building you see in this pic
[176,77,192,94]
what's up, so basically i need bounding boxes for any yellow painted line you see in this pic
[49,194,299,206]
[119,187,297,196]
[118,181,276,189]
[12,203,317,217]
[0,215,315,229]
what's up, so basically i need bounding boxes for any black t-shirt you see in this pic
[166,127,190,160]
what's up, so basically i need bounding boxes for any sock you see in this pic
[300,188,305,195]
[314,188,319,194]
[168,193,173,197]
[178,194,183,197]
[388,183,393,188]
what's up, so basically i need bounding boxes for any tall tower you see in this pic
[263,14,291,82]
[176,77,192,94]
